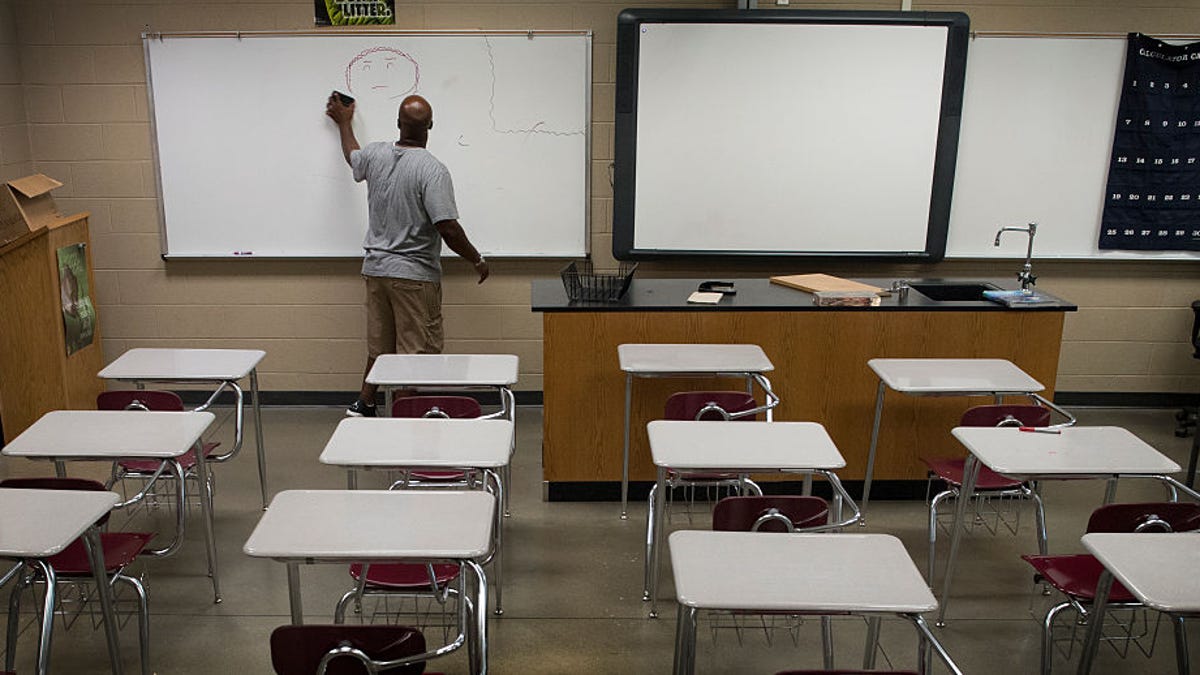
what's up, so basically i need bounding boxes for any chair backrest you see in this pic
[391,396,482,419]
[97,390,185,412]
[960,404,1052,428]
[270,624,427,675]
[713,495,829,533]
[665,391,757,421]
[0,477,112,525]
[1086,502,1200,534]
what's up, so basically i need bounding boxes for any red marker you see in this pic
[1019,427,1061,434]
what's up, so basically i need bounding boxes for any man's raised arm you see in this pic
[325,93,359,166]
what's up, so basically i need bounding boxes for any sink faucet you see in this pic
[994,222,1038,290]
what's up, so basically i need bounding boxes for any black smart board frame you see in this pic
[612,9,970,262]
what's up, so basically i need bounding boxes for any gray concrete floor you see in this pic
[1,405,1197,674]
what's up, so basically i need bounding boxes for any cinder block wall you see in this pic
[4,0,1199,396]
[0,1,30,180]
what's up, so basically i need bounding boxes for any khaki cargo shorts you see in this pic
[364,276,444,358]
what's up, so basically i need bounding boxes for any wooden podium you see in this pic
[0,212,103,444]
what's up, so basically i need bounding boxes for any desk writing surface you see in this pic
[670,531,935,613]
[244,490,495,560]
[868,358,1043,394]
[951,426,1180,476]
[319,418,513,468]
[618,344,774,374]
[365,354,519,386]
[99,348,266,380]
[0,489,119,558]
[648,421,843,470]
[1082,533,1200,613]
[3,410,215,459]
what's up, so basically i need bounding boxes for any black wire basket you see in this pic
[560,261,638,302]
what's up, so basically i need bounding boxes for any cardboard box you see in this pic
[0,174,65,247]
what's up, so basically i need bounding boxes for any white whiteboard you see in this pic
[948,35,1200,260]
[145,31,590,258]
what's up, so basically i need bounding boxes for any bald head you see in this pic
[398,95,433,130]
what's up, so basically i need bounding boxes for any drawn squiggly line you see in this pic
[484,36,585,137]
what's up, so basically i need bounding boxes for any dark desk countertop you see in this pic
[531,277,1077,312]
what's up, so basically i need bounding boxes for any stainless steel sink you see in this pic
[909,282,1000,302]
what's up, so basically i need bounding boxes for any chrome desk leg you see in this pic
[193,440,222,603]
[83,529,124,675]
[1104,475,1119,504]
[465,559,489,675]
[502,386,515,518]
[936,454,980,627]
[32,560,56,675]
[1173,614,1190,675]
[648,466,668,618]
[863,616,881,669]
[912,614,963,675]
[821,616,835,668]
[672,604,698,675]
[250,370,269,510]
[287,562,304,625]
[486,469,504,616]
[862,380,887,521]
[1077,569,1114,675]
[622,373,633,519]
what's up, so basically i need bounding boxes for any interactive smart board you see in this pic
[612,9,970,261]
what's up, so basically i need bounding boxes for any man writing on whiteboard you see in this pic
[327,93,489,417]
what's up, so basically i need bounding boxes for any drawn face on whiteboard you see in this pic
[345,47,420,103]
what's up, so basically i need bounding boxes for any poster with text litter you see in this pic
[314,0,395,26]
[1100,33,1200,251]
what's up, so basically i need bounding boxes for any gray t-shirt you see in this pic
[350,142,459,281]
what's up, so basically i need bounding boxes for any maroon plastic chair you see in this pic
[0,478,153,675]
[391,396,482,483]
[98,390,222,502]
[713,495,830,532]
[1021,502,1200,674]
[921,404,1053,582]
[334,398,485,625]
[643,392,764,601]
[270,624,442,675]
[713,495,847,669]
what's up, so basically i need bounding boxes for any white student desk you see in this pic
[618,343,776,519]
[98,348,270,509]
[243,490,494,675]
[644,420,859,619]
[668,531,961,675]
[2,410,224,603]
[937,426,1183,626]
[1077,532,1200,675]
[365,353,518,515]
[863,358,1048,511]
[0,489,123,675]
[318,417,512,613]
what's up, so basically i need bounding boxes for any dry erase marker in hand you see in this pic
[1019,427,1061,434]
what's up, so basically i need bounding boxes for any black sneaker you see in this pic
[346,399,377,417]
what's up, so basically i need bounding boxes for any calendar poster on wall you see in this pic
[1099,33,1200,251]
